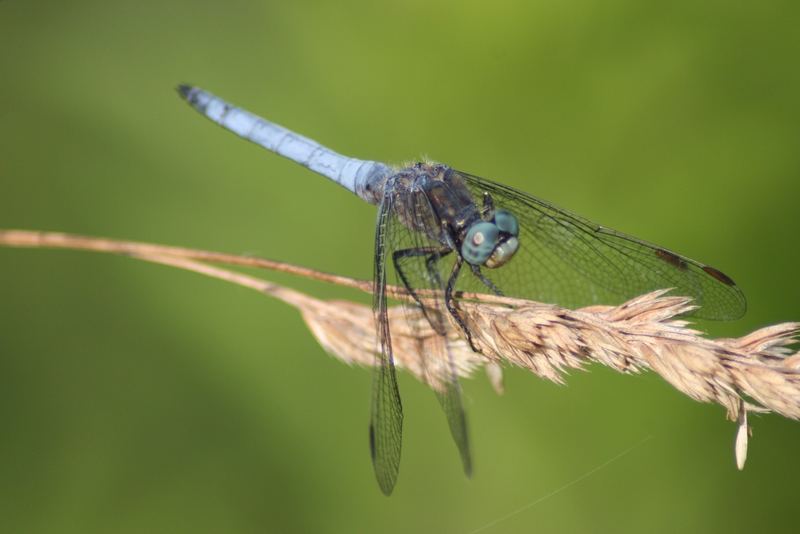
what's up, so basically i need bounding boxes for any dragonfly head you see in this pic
[462,209,520,269]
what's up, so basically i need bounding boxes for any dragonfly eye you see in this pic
[494,209,519,236]
[462,222,499,265]
[485,236,519,269]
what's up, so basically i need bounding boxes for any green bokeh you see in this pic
[1,1,799,532]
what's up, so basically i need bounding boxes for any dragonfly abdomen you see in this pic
[178,85,392,202]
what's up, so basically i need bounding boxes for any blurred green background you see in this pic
[1,1,799,532]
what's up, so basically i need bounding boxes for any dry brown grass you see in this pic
[2,228,799,469]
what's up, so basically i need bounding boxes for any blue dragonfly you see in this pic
[178,85,745,495]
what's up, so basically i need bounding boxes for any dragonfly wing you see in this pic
[370,189,404,496]
[382,183,473,479]
[434,361,472,477]
[454,171,746,320]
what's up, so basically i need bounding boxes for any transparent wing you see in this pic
[454,171,746,320]
[373,183,472,490]
[369,190,403,496]
[395,186,473,478]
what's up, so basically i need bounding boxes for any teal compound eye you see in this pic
[461,221,500,265]
[494,209,519,236]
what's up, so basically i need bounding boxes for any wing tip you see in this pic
[462,457,474,479]
[691,291,748,321]
[369,420,400,496]
[378,478,395,496]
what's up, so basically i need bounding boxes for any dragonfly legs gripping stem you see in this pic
[444,256,479,352]
[393,247,505,354]
[445,259,506,353]
[392,246,452,335]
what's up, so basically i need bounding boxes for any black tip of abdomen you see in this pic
[176,84,194,101]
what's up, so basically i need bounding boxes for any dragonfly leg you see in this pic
[468,264,504,296]
[444,256,481,352]
[392,246,452,335]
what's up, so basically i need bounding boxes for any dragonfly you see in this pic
[177,85,746,495]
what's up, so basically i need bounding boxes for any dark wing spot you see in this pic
[702,265,736,286]
[655,249,688,270]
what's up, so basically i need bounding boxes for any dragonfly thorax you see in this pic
[391,162,522,269]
